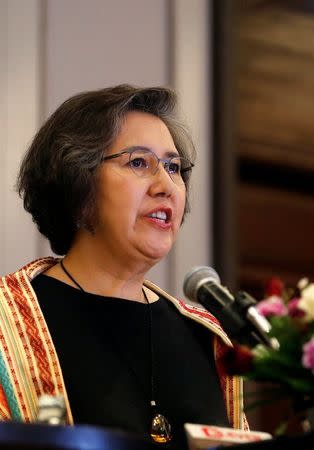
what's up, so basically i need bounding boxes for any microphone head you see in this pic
[183,266,220,302]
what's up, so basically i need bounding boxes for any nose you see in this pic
[149,163,174,197]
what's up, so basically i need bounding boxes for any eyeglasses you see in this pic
[101,146,194,186]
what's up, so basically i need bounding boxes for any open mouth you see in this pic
[147,208,172,224]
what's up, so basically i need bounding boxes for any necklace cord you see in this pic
[58,260,170,442]
[60,260,85,292]
[143,289,156,408]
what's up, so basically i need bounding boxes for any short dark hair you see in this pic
[17,84,196,255]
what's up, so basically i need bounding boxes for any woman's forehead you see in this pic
[106,111,178,156]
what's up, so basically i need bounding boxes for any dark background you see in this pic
[212,0,314,433]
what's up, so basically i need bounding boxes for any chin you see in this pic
[141,244,172,263]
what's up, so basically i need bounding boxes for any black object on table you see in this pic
[0,421,158,450]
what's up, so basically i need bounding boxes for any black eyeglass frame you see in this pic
[101,146,194,182]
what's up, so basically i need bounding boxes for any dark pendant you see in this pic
[150,413,172,443]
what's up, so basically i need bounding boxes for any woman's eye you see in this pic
[168,162,180,174]
[129,157,148,169]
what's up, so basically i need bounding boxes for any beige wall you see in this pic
[0,0,7,269]
[0,0,42,274]
[0,0,212,298]
[44,0,170,114]
[171,0,212,296]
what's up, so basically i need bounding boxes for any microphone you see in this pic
[183,266,278,349]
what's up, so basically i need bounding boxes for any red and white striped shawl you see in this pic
[0,257,248,429]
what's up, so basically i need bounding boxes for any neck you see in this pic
[57,237,152,303]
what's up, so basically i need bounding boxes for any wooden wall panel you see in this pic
[237,183,314,294]
[235,1,314,299]
[237,5,314,170]
[231,0,314,432]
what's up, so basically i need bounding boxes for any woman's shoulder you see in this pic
[0,257,59,297]
[143,279,233,347]
[1,257,59,282]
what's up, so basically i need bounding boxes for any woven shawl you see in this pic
[0,258,247,429]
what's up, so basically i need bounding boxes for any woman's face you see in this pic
[93,111,186,265]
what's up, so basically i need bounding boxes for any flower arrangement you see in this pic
[222,277,314,431]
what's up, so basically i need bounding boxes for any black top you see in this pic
[31,274,229,450]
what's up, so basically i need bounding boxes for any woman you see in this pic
[0,85,247,449]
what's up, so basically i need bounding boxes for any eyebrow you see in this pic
[125,145,180,158]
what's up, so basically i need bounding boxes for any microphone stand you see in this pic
[233,291,279,350]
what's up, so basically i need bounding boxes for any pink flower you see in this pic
[302,338,314,373]
[288,297,305,318]
[257,295,288,317]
